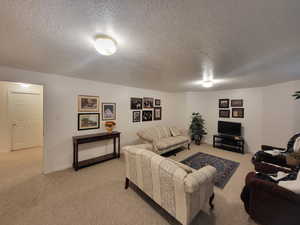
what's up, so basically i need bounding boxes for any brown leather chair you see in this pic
[241,172,300,225]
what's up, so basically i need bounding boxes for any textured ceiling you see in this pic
[0,0,300,92]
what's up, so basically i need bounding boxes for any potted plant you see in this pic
[293,91,300,100]
[189,112,207,145]
[104,121,116,133]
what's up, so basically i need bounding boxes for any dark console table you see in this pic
[213,134,244,154]
[72,131,121,171]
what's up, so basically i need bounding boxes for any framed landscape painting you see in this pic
[154,107,162,120]
[132,111,141,123]
[219,99,230,108]
[219,109,230,118]
[232,108,244,118]
[231,99,243,107]
[102,103,116,120]
[155,99,161,106]
[142,110,153,121]
[143,97,154,109]
[78,95,99,112]
[78,113,100,130]
[130,98,142,110]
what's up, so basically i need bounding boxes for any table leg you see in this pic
[118,135,120,158]
[75,143,79,171]
[113,136,116,157]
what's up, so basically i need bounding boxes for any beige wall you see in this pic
[0,81,43,152]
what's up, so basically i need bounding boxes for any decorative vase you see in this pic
[106,126,113,133]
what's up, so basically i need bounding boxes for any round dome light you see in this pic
[94,34,117,56]
[202,80,214,88]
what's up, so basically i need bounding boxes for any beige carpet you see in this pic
[0,145,258,225]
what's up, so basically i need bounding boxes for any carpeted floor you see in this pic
[0,144,258,225]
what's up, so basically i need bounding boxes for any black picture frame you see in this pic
[143,97,154,109]
[102,103,116,120]
[219,99,230,108]
[130,97,143,110]
[232,108,244,118]
[132,111,141,123]
[78,113,100,130]
[154,107,162,120]
[219,110,230,118]
[142,110,153,121]
[231,99,243,107]
[155,99,161,106]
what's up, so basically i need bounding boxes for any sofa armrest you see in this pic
[184,165,216,193]
[261,145,285,151]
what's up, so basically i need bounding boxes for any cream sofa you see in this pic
[124,146,217,225]
[136,126,191,155]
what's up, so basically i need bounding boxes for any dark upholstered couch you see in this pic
[241,172,300,225]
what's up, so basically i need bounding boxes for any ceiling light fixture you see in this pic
[94,34,118,56]
[202,80,214,88]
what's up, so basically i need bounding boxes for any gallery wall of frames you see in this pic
[131,97,162,123]
[77,95,116,130]
[218,98,244,119]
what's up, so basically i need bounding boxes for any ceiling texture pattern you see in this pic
[0,0,300,91]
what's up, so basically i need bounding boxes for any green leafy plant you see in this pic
[189,112,207,144]
[293,91,300,100]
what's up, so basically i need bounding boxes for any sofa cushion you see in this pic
[166,158,195,173]
[170,127,181,137]
[155,136,189,150]
[137,126,171,142]
[155,126,171,139]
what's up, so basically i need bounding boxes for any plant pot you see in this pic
[106,127,113,133]
[194,135,202,145]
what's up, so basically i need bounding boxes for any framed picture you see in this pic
[154,107,162,120]
[130,97,142,110]
[219,99,230,108]
[231,99,243,107]
[143,97,154,109]
[232,108,244,118]
[219,110,230,118]
[102,103,116,120]
[142,110,153,121]
[155,99,161,106]
[132,111,141,123]
[78,95,99,112]
[78,113,100,130]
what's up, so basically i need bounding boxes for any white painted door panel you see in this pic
[9,91,43,150]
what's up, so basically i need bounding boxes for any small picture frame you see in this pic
[219,110,230,118]
[102,103,116,121]
[142,110,153,121]
[78,113,100,130]
[231,99,243,107]
[130,98,142,110]
[232,108,244,118]
[154,107,162,120]
[155,99,161,106]
[143,97,154,109]
[78,95,99,112]
[132,111,141,123]
[219,99,230,108]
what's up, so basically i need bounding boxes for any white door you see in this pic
[8,91,43,150]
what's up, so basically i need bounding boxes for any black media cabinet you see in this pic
[213,134,244,154]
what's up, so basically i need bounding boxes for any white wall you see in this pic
[0,66,181,173]
[0,81,43,152]
[183,80,300,154]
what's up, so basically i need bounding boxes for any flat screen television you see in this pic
[218,121,241,136]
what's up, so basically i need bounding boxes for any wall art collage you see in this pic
[77,95,116,130]
[219,98,244,118]
[130,97,161,123]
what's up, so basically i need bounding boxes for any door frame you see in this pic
[5,82,46,174]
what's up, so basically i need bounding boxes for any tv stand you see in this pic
[213,134,244,154]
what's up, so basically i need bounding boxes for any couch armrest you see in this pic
[184,165,216,193]
[261,145,285,151]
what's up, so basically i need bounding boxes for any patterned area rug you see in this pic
[181,152,240,189]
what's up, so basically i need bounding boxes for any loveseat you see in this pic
[124,146,216,225]
[136,126,191,155]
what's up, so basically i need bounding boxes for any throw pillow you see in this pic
[279,172,300,194]
[170,127,181,137]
